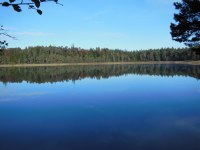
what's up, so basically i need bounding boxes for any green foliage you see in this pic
[170,0,200,47]
[0,56,3,64]
[1,45,200,65]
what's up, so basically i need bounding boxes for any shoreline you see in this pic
[0,61,200,67]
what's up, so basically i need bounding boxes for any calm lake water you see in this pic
[0,64,200,150]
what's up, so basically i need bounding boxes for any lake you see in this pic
[0,64,200,150]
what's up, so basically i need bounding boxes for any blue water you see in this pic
[0,66,200,150]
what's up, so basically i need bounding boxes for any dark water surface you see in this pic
[0,64,200,150]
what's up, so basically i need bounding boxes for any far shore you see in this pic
[0,61,200,67]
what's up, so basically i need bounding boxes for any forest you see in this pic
[0,45,200,64]
[0,64,200,85]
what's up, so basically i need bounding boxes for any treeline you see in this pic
[0,45,200,64]
[0,64,200,85]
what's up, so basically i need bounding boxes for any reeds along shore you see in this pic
[0,61,200,67]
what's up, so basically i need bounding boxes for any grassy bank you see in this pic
[0,61,200,67]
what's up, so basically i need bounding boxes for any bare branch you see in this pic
[0,25,18,49]
[0,26,17,40]
[0,0,63,48]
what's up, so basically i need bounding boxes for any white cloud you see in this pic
[18,91,55,96]
[82,11,108,20]
[146,0,182,5]
[0,99,10,102]
[8,27,19,31]
[1,27,19,31]
[83,16,92,20]
[15,32,54,36]
[88,32,127,38]
[0,97,21,102]
[91,22,103,24]
[0,88,20,95]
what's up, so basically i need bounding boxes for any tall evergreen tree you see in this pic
[170,0,200,54]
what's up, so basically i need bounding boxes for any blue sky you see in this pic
[0,0,185,51]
